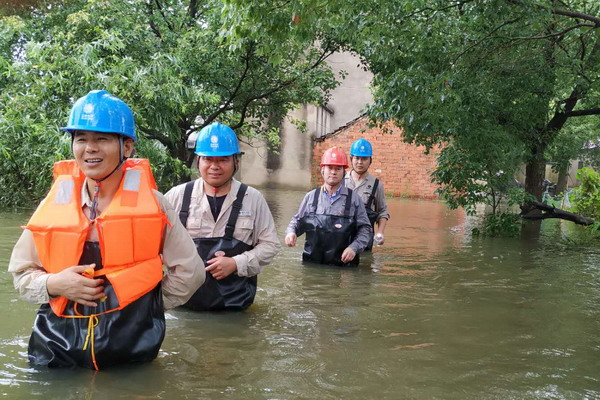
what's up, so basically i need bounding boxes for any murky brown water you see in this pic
[1,189,599,399]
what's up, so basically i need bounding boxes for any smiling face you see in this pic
[72,131,133,180]
[198,155,236,188]
[321,165,345,187]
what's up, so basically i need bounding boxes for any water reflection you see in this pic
[1,192,599,399]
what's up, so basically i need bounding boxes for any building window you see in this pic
[315,105,334,138]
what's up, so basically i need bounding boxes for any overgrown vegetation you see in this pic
[571,167,600,220]
[0,0,338,208]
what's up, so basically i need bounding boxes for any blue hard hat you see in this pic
[61,90,136,141]
[195,122,240,156]
[350,138,373,157]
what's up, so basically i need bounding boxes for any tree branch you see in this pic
[230,47,337,130]
[403,0,475,20]
[564,107,600,117]
[202,43,255,127]
[552,9,600,27]
[145,1,162,38]
[521,201,594,225]
[453,18,522,64]
[188,0,198,20]
[154,0,175,32]
[508,23,595,40]
[138,125,171,147]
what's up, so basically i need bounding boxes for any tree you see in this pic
[355,1,600,205]
[222,0,600,218]
[546,118,600,194]
[0,0,339,208]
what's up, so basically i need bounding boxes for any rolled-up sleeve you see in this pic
[157,192,205,310]
[348,196,373,253]
[375,182,390,221]
[232,192,281,277]
[8,229,51,304]
[286,192,312,236]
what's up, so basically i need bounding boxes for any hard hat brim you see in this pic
[195,151,240,157]
[61,126,137,141]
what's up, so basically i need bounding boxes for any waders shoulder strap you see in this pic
[311,188,320,212]
[178,180,196,228]
[224,184,248,239]
[366,179,379,210]
[345,189,353,217]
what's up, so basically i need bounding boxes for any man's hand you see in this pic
[285,232,297,247]
[205,256,238,280]
[46,264,105,307]
[341,247,356,263]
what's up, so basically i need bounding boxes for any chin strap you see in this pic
[87,136,127,220]
[211,186,218,219]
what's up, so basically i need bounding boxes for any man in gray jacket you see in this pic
[345,138,390,249]
[285,146,372,266]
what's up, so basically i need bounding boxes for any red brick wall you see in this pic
[312,117,441,199]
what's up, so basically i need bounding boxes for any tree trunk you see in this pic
[520,219,542,240]
[525,147,546,201]
[555,165,569,195]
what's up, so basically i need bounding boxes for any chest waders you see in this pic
[179,181,256,311]
[364,178,379,251]
[28,242,165,369]
[299,188,359,267]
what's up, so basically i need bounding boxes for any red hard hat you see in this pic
[320,147,348,167]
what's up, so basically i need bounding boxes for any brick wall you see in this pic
[312,117,442,199]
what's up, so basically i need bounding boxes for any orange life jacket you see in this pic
[26,158,166,317]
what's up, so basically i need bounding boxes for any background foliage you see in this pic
[0,0,338,208]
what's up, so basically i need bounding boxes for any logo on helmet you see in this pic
[360,145,365,151]
[81,103,95,121]
[332,153,337,159]
[210,135,219,150]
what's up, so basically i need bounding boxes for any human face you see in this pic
[321,165,345,187]
[72,131,132,180]
[198,156,235,188]
[351,156,371,175]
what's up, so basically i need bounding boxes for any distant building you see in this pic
[239,52,373,189]
[238,52,441,199]
[312,116,442,199]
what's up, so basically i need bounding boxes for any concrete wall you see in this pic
[239,51,373,189]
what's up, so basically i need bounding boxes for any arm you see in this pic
[9,229,104,307]
[232,192,281,277]
[156,192,206,310]
[285,191,311,236]
[285,191,312,246]
[9,229,53,304]
[348,196,373,253]
[374,181,389,243]
[374,181,390,223]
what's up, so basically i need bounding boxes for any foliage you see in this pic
[571,167,600,219]
[221,0,600,211]
[472,212,522,237]
[0,0,338,208]
[432,135,526,216]
[546,119,600,173]
[359,1,600,204]
[133,139,192,195]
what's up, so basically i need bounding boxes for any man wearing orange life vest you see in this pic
[8,90,205,369]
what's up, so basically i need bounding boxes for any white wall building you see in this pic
[238,52,373,189]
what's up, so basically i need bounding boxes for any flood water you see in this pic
[1,189,599,399]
